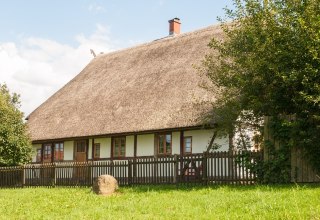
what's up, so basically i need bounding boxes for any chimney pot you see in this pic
[168,18,181,36]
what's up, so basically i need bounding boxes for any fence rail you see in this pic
[0,151,263,188]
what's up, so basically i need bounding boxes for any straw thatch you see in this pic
[27,24,223,141]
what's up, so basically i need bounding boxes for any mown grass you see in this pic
[0,184,320,220]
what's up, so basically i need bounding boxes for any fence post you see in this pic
[53,163,57,187]
[128,160,132,186]
[21,165,26,188]
[202,152,208,185]
[110,160,114,176]
[174,154,179,185]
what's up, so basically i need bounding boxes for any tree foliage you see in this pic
[0,84,32,166]
[201,0,320,178]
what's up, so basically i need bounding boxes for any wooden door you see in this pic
[74,140,87,162]
[73,140,88,183]
[41,144,54,182]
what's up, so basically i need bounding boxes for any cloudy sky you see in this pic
[0,0,233,116]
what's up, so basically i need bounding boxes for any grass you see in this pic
[0,184,320,220]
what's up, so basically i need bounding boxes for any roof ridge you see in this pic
[95,23,222,59]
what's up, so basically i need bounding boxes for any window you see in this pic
[94,143,100,159]
[76,141,86,152]
[36,149,42,162]
[184,137,192,155]
[113,137,125,158]
[43,144,52,160]
[158,133,171,155]
[54,143,64,161]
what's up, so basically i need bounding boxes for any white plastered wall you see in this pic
[93,138,111,158]
[184,129,229,153]
[137,134,154,156]
[126,135,134,157]
[64,141,74,160]
[172,131,180,155]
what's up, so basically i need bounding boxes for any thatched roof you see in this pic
[27,24,223,141]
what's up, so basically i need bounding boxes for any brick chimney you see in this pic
[168,18,181,36]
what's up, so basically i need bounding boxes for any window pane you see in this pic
[159,135,164,154]
[44,145,51,159]
[94,144,100,158]
[121,145,125,156]
[166,134,171,154]
[114,137,125,157]
[184,137,192,154]
[54,143,64,161]
[114,139,119,156]
[77,141,85,152]
[36,149,42,162]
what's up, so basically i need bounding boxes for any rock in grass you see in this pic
[93,175,119,196]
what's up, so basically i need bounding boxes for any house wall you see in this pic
[126,135,134,157]
[32,129,230,163]
[94,138,111,158]
[172,131,180,154]
[64,141,74,161]
[137,134,154,156]
[184,129,229,153]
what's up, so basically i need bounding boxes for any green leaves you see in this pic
[0,84,32,166]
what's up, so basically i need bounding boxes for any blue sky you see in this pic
[0,0,234,115]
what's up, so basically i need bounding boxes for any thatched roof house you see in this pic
[28,19,228,163]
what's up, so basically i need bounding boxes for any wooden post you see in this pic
[133,135,137,180]
[21,165,26,188]
[53,163,57,187]
[173,154,179,184]
[92,139,95,161]
[202,152,208,185]
[134,135,137,158]
[110,161,114,176]
[180,131,184,156]
[128,160,132,186]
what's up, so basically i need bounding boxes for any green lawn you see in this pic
[0,184,319,220]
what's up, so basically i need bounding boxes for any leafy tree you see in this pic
[201,0,320,181]
[0,84,32,166]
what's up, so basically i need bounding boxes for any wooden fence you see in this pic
[291,147,320,183]
[0,151,263,188]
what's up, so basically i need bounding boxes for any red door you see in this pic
[73,140,88,181]
[41,144,54,180]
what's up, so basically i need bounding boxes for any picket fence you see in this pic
[0,151,263,188]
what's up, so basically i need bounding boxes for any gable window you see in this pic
[93,143,100,159]
[54,143,64,161]
[113,137,126,158]
[158,133,171,155]
[184,137,192,155]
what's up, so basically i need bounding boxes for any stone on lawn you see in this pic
[93,174,119,196]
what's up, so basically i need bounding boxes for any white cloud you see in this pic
[0,24,117,116]
[88,3,106,13]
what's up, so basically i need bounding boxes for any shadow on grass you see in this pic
[119,183,320,194]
